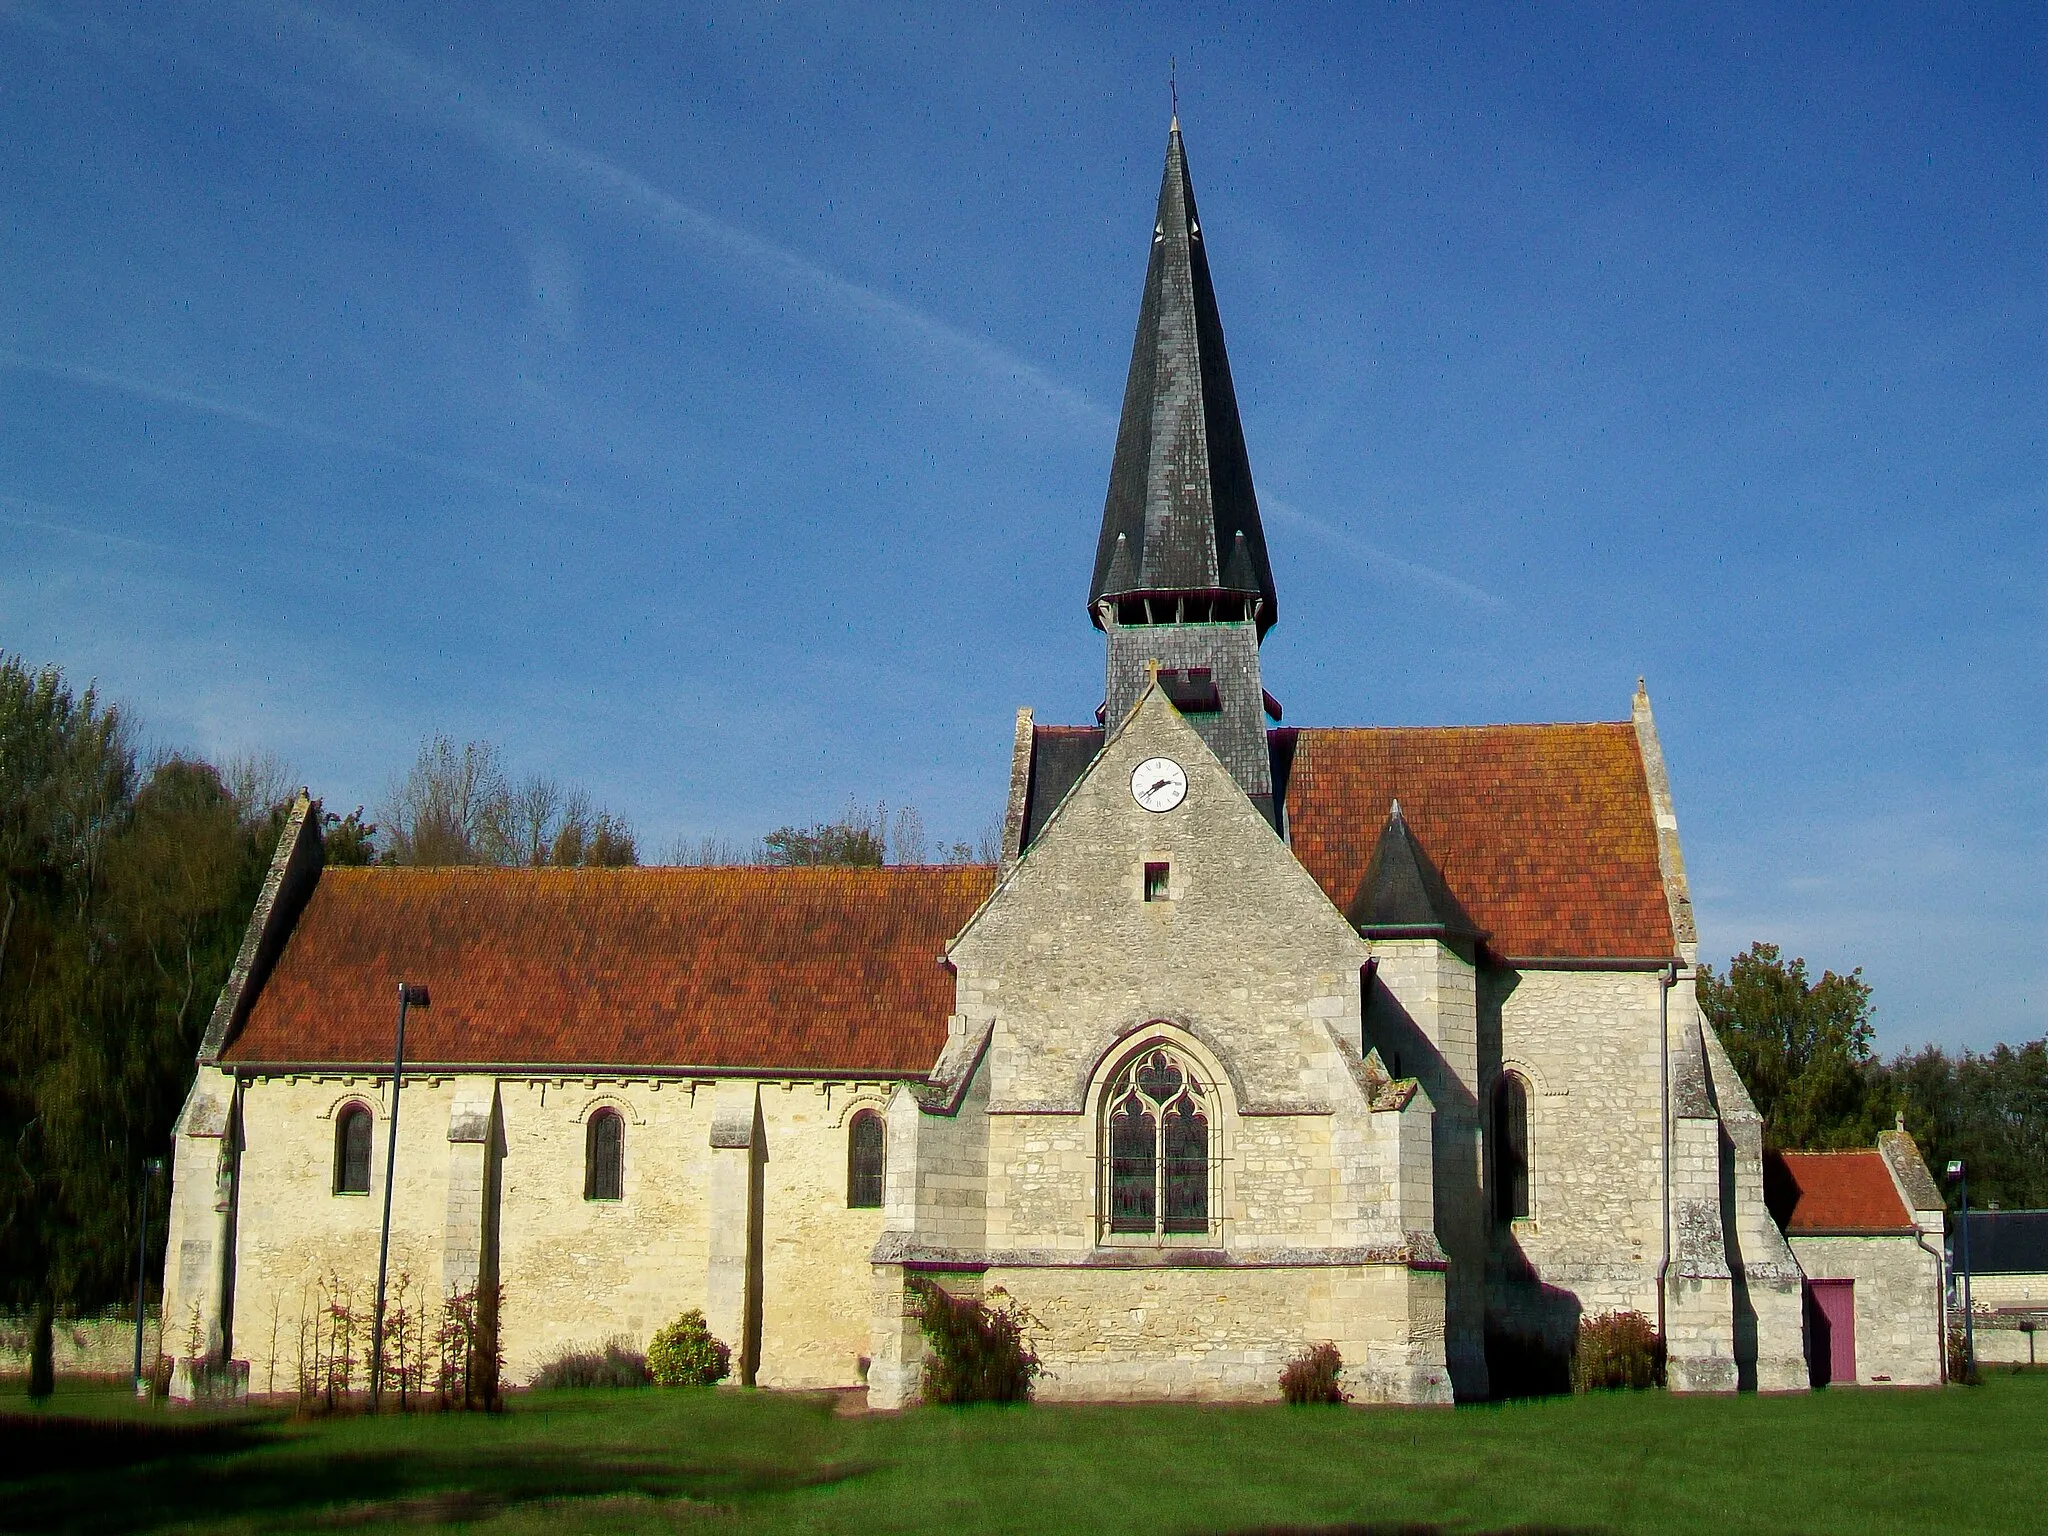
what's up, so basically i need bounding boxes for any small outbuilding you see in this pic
[1767,1130,1947,1387]
[1958,1210,2048,1367]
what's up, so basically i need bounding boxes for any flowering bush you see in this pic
[647,1309,731,1387]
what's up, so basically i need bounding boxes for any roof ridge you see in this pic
[1289,720,1635,734]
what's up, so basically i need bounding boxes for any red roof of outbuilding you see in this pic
[1766,1151,1915,1235]
[1281,723,1676,961]
[221,864,994,1075]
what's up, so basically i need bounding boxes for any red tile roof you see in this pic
[222,864,995,1075]
[1282,724,1676,961]
[1767,1151,1915,1235]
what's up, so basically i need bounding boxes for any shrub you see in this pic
[1279,1342,1347,1405]
[647,1309,731,1387]
[532,1339,653,1389]
[1946,1313,1980,1386]
[908,1277,1041,1405]
[1571,1311,1664,1392]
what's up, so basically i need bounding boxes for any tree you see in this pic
[321,807,378,866]
[1,656,136,1397]
[380,742,638,869]
[1,657,286,1398]
[379,735,510,866]
[1870,1039,2048,1211]
[762,804,886,867]
[1699,942,1876,1150]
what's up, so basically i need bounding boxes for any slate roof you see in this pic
[1281,724,1677,962]
[1963,1211,2048,1275]
[1349,801,1484,940]
[220,864,994,1075]
[1765,1151,1916,1235]
[1090,121,1278,635]
[1022,726,1106,850]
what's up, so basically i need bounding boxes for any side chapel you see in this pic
[165,121,1831,1404]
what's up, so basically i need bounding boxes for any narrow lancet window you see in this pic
[1104,1047,1212,1238]
[335,1103,372,1195]
[847,1108,886,1208]
[1493,1073,1530,1223]
[585,1107,625,1201]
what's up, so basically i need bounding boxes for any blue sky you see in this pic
[2,2,2040,1052]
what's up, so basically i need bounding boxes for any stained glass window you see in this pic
[1104,1047,1212,1238]
[585,1108,625,1201]
[335,1104,372,1195]
[847,1108,886,1208]
[1493,1073,1530,1223]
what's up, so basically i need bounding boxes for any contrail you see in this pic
[1263,496,1503,610]
[0,489,181,557]
[273,3,1116,434]
[0,348,578,504]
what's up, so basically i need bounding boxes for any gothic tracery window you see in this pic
[1105,1047,1211,1237]
[1493,1072,1530,1224]
[334,1102,372,1195]
[585,1107,625,1201]
[847,1108,886,1208]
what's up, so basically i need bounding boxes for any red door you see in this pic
[1806,1278,1857,1386]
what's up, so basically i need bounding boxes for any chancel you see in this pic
[162,119,1942,1403]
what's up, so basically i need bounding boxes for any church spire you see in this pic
[1090,120,1278,638]
[1089,120,1281,828]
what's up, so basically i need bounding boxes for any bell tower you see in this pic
[1091,119,1282,825]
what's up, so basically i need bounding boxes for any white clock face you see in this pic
[1131,757,1188,813]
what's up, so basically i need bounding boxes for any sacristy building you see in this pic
[166,121,1913,1404]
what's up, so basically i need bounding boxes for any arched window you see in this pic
[1105,1047,1211,1237]
[1493,1072,1530,1224]
[334,1103,372,1195]
[585,1108,625,1201]
[847,1108,886,1208]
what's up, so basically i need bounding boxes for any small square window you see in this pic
[1143,862,1170,902]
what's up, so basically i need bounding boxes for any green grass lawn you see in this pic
[4,1372,2042,1535]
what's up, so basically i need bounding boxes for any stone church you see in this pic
[164,122,1828,1405]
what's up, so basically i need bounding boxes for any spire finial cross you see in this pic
[1170,56,1178,127]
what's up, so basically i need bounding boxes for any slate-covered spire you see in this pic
[1350,801,1484,942]
[1090,119,1278,637]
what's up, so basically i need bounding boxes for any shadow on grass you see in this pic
[0,1412,279,1478]
[1232,1528,1599,1536]
[1,1413,875,1535]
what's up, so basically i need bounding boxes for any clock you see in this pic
[1130,757,1188,813]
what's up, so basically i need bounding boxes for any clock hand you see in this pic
[1147,778,1173,796]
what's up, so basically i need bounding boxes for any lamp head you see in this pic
[400,983,431,1007]
[1946,1160,1965,1181]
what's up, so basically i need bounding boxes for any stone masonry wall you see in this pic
[1789,1233,1944,1386]
[208,1071,899,1393]
[1481,967,1667,1325]
[991,1261,1447,1403]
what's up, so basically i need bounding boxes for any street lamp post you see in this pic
[132,1156,165,1398]
[1946,1159,1975,1378]
[370,982,429,1408]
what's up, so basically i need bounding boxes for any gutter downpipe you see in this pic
[1657,959,1678,1340]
